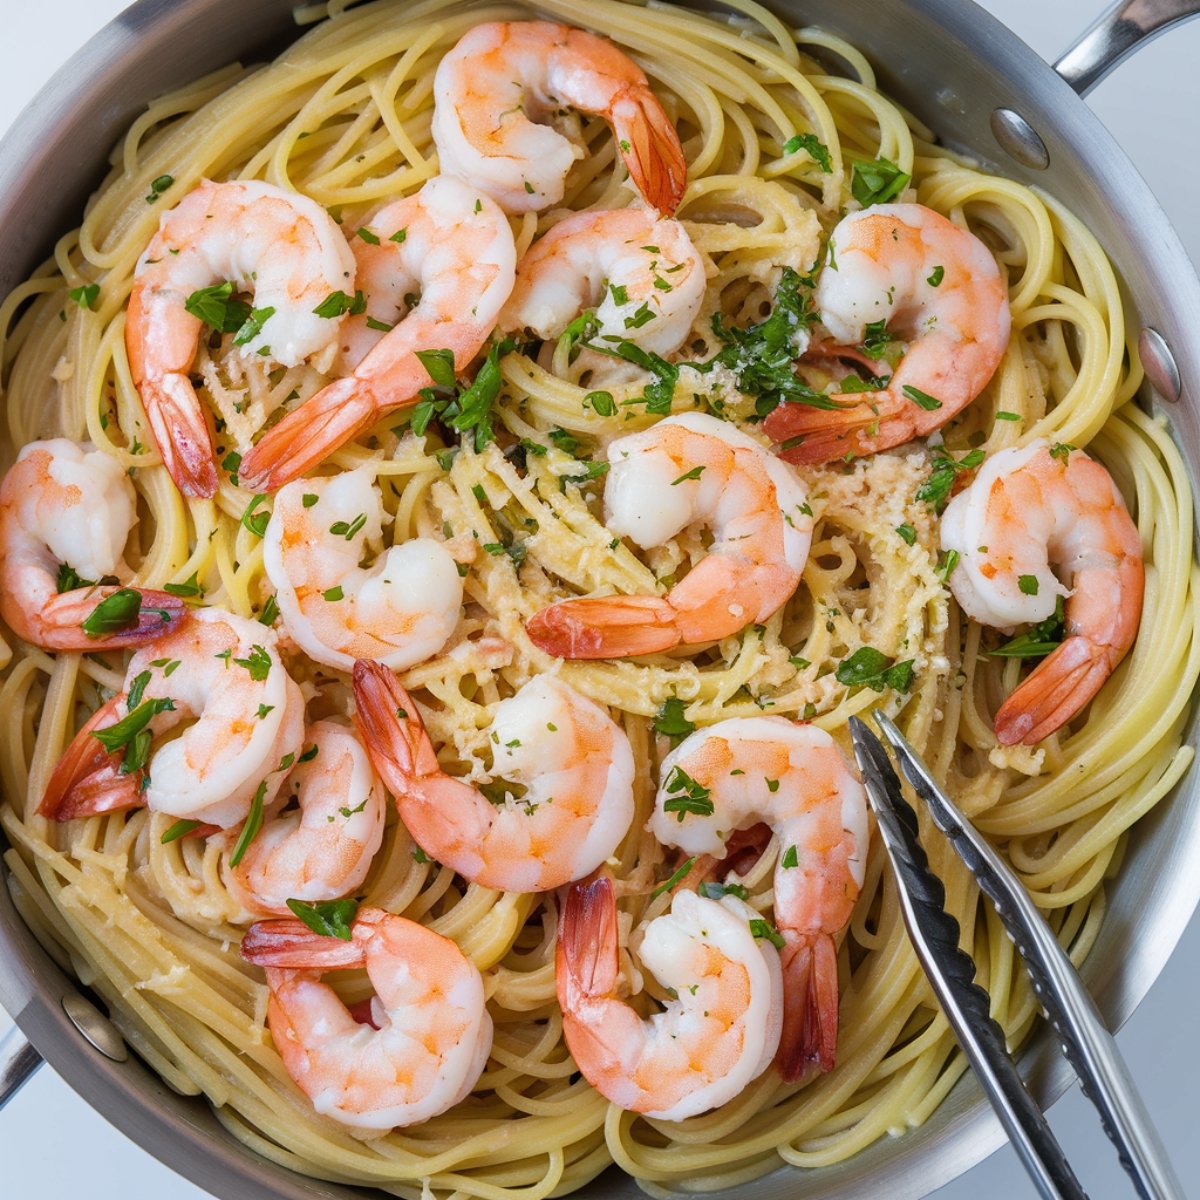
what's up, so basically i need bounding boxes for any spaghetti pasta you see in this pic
[0,0,1196,1196]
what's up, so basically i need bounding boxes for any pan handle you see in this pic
[0,1022,43,1109]
[1055,0,1200,94]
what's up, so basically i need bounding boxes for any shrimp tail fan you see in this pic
[993,635,1115,745]
[241,918,366,970]
[38,696,144,821]
[527,596,681,659]
[350,659,440,794]
[556,874,620,1005]
[776,932,839,1081]
[141,376,220,498]
[37,585,190,651]
[612,94,687,217]
[238,376,379,494]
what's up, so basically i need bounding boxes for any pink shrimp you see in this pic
[556,873,783,1119]
[241,907,492,1129]
[526,413,812,659]
[237,176,516,494]
[432,21,686,216]
[351,659,635,892]
[126,180,357,497]
[0,440,188,650]
[763,204,1010,463]
[648,717,869,1078]
[940,439,1144,744]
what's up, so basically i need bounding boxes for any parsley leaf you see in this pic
[915,448,985,513]
[650,857,697,899]
[992,596,1066,659]
[782,132,833,172]
[662,766,714,821]
[286,897,359,941]
[185,281,251,332]
[229,781,268,867]
[652,697,695,744]
[835,646,915,693]
[851,157,911,206]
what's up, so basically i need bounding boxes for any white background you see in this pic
[1,2,1199,1197]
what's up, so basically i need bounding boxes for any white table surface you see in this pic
[2,2,1198,1197]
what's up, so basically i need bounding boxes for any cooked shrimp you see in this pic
[648,717,868,1078]
[500,207,705,357]
[238,177,516,494]
[126,179,357,497]
[527,412,812,659]
[241,907,492,1129]
[40,607,304,827]
[225,721,385,915]
[940,439,1144,745]
[0,440,187,650]
[432,21,686,216]
[352,660,635,892]
[263,469,463,672]
[763,203,1010,463]
[556,873,782,1119]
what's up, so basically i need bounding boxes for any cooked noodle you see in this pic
[1,0,1196,1195]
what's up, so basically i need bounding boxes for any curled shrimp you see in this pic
[648,717,868,1078]
[241,907,492,1129]
[432,21,686,216]
[352,660,635,892]
[127,180,357,498]
[238,177,516,494]
[0,440,187,650]
[225,721,385,915]
[500,207,705,358]
[940,439,1144,745]
[556,873,783,1119]
[763,203,1010,464]
[40,607,305,827]
[263,468,463,672]
[527,412,812,659]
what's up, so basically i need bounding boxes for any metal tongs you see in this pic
[847,712,1185,1200]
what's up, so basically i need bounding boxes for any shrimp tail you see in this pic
[556,874,620,1008]
[776,932,839,1080]
[527,595,681,659]
[993,635,1116,746]
[238,377,382,494]
[350,659,440,795]
[141,377,220,499]
[34,586,190,651]
[764,395,891,466]
[241,918,367,969]
[38,696,144,821]
[612,94,687,217]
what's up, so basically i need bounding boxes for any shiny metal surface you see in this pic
[873,714,1187,1200]
[0,1025,42,1111]
[989,108,1051,169]
[0,2,1198,1199]
[850,719,1086,1200]
[61,994,128,1064]
[1139,329,1183,402]
[1055,0,1200,94]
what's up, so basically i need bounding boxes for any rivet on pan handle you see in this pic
[1055,0,1200,96]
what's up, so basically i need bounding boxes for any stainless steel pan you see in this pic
[1,1,1198,1196]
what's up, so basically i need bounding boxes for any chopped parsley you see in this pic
[68,283,100,311]
[228,781,268,867]
[650,857,697,899]
[896,523,917,545]
[163,572,203,598]
[749,917,786,950]
[312,289,367,319]
[782,132,833,172]
[1018,574,1040,596]
[916,448,985,513]
[160,819,200,844]
[652,697,695,744]
[286,897,358,940]
[145,174,174,204]
[835,646,915,693]
[992,596,1066,659]
[661,766,714,821]
[850,157,912,206]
